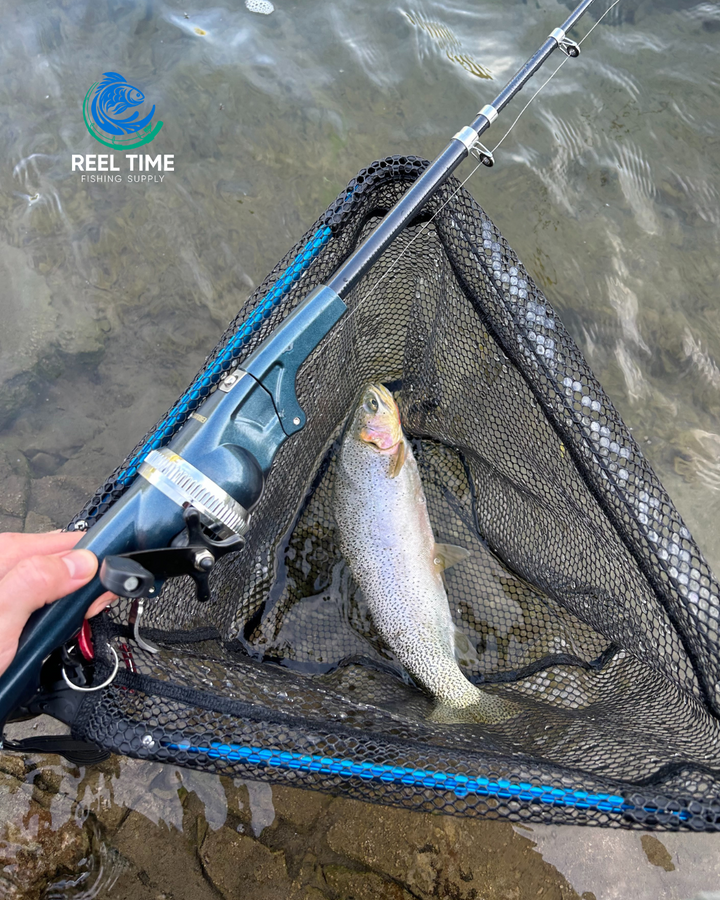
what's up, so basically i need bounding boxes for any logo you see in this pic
[83,72,163,150]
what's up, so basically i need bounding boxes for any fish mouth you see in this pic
[357,385,402,450]
[359,426,400,451]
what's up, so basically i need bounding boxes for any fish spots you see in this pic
[334,386,518,723]
[193,26,207,35]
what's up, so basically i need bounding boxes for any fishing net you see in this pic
[68,156,720,830]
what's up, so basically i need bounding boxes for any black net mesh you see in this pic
[69,157,720,830]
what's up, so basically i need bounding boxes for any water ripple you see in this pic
[610,139,659,234]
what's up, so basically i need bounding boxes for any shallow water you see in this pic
[1,0,720,896]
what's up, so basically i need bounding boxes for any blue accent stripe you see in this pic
[114,225,333,487]
[162,739,665,816]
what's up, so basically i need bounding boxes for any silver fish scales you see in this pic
[334,384,518,724]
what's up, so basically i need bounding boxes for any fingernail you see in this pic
[62,549,97,580]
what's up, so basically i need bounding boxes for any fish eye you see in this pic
[364,394,379,413]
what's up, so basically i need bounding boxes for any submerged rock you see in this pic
[0,241,54,430]
[0,768,89,899]
[200,830,295,900]
[0,448,29,520]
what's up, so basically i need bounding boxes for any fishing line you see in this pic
[330,0,622,329]
[491,0,622,154]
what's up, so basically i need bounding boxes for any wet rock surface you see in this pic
[0,765,89,896]
[0,772,89,897]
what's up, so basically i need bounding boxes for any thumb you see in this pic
[0,549,98,677]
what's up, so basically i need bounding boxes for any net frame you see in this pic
[67,157,720,831]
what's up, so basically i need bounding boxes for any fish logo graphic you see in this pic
[83,73,163,150]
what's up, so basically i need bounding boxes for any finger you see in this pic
[0,549,98,677]
[86,591,118,619]
[0,531,82,580]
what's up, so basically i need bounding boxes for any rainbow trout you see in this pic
[334,384,517,724]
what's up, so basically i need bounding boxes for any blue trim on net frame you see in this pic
[114,224,333,487]
[163,739,688,820]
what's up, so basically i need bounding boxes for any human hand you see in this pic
[0,531,115,677]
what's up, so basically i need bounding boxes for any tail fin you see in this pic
[429,687,520,725]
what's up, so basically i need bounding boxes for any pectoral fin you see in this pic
[433,543,472,572]
[387,440,407,478]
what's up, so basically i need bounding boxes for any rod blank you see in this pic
[327,0,597,300]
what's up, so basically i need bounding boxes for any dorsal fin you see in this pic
[433,543,472,572]
[387,440,407,478]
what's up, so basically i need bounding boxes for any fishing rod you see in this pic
[0,0,599,734]
[327,0,592,299]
